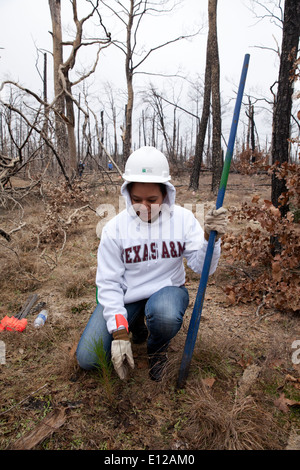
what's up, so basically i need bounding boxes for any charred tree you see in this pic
[210,0,222,194]
[99,0,199,162]
[246,97,256,162]
[189,36,212,190]
[189,0,222,192]
[48,0,110,177]
[271,0,300,217]
[48,0,69,171]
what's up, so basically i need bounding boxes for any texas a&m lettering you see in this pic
[122,241,185,264]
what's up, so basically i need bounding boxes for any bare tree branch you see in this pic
[1,102,71,187]
[132,30,201,72]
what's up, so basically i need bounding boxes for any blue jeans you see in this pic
[76,285,189,370]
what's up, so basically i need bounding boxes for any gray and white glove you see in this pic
[111,329,134,380]
[204,207,227,240]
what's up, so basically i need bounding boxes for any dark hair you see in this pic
[159,183,167,198]
[127,182,167,198]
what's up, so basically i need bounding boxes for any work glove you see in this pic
[111,328,134,380]
[204,207,227,240]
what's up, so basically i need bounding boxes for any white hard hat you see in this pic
[122,146,171,183]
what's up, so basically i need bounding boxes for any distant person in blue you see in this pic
[108,161,113,171]
[78,160,85,178]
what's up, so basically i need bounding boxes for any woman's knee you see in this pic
[76,336,111,370]
[147,286,188,314]
[76,344,96,370]
[145,286,189,329]
[76,303,111,370]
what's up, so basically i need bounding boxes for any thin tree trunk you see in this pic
[271,0,300,217]
[64,75,77,177]
[48,0,68,170]
[77,94,81,161]
[210,0,222,194]
[123,0,134,161]
[189,7,212,190]
[42,53,50,169]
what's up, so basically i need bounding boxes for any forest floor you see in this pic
[0,170,299,452]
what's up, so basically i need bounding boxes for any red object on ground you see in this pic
[0,315,27,332]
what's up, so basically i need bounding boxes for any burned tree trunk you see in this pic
[246,97,256,162]
[189,41,212,190]
[271,0,300,217]
[48,0,110,177]
[209,0,222,195]
[189,0,221,192]
[48,0,69,171]
[123,0,134,162]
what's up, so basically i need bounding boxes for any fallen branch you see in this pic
[9,222,26,235]
[0,228,11,242]
[10,407,67,450]
[255,294,266,317]
[0,384,48,417]
[65,204,90,225]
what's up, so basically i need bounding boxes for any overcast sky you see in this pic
[0,0,285,149]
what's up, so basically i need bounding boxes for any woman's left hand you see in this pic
[204,207,227,241]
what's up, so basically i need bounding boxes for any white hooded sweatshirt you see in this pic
[96,181,221,334]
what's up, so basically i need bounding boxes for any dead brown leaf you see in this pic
[285,374,300,390]
[274,393,300,414]
[202,377,216,388]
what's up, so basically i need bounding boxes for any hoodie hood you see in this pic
[120,180,176,214]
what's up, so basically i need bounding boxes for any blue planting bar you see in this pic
[177,54,250,388]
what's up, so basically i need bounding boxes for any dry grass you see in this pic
[182,380,281,450]
[0,172,299,450]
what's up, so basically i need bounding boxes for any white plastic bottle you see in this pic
[0,340,5,365]
[34,310,48,328]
